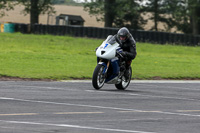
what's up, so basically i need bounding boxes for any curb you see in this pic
[60,80,200,83]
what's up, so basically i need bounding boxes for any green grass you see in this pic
[134,43,200,79]
[0,33,200,80]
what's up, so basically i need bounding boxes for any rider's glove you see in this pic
[121,51,127,57]
[116,48,126,58]
[116,48,123,53]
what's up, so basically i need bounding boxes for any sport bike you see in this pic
[92,35,132,90]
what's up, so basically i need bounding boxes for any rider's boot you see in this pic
[120,65,126,72]
[124,67,130,81]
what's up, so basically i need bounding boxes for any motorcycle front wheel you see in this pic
[92,64,106,90]
[115,67,132,90]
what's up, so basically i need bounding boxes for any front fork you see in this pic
[97,58,110,77]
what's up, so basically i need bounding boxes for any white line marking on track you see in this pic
[86,90,200,102]
[133,83,200,91]
[177,110,200,112]
[54,112,103,114]
[10,85,79,91]
[130,80,200,83]
[119,111,162,113]
[0,97,142,111]
[0,120,156,133]
[0,113,38,116]
[1,97,200,118]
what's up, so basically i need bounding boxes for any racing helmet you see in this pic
[117,27,130,43]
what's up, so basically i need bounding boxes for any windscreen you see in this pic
[107,36,116,45]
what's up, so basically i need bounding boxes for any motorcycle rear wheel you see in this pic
[92,64,106,90]
[115,67,132,90]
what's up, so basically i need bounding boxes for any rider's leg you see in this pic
[124,60,132,80]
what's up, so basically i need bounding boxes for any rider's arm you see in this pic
[115,34,137,60]
[125,36,137,60]
[126,44,136,60]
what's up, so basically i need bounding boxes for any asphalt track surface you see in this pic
[0,80,200,133]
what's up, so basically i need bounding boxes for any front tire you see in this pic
[92,64,106,90]
[115,67,132,90]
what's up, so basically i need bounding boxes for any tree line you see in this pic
[84,0,200,35]
[0,0,55,31]
[0,0,200,35]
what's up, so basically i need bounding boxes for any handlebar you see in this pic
[116,48,124,58]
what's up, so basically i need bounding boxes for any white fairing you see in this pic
[96,35,120,60]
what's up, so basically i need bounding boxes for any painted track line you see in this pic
[86,90,200,102]
[133,83,200,91]
[1,97,200,118]
[0,120,155,133]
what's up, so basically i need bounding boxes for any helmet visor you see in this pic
[119,36,126,40]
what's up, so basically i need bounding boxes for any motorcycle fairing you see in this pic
[105,57,120,84]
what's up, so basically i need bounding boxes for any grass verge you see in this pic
[0,33,200,80]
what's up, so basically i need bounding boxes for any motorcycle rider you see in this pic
[115,27,137,79]
[96,27,136,80]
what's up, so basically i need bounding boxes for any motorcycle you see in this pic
[92,35,132,90]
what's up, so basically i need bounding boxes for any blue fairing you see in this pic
[111,59,120,75]
[105,58,120,83]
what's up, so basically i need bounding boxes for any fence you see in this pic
[14,23,200,46]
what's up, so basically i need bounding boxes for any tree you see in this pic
[0,0,15,18]
[104,0,116,27]
[144,0,200,35]
[145,0,159,31]
[113,0,146,30]
[18,0,55,26]
[144,0,172,31]
[187,0,200,35]
[84,0,117,27]
[84,0,146,29]
[166,0,200,35]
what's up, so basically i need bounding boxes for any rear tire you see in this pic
[115,67,132,90]
[92,64,106,90]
